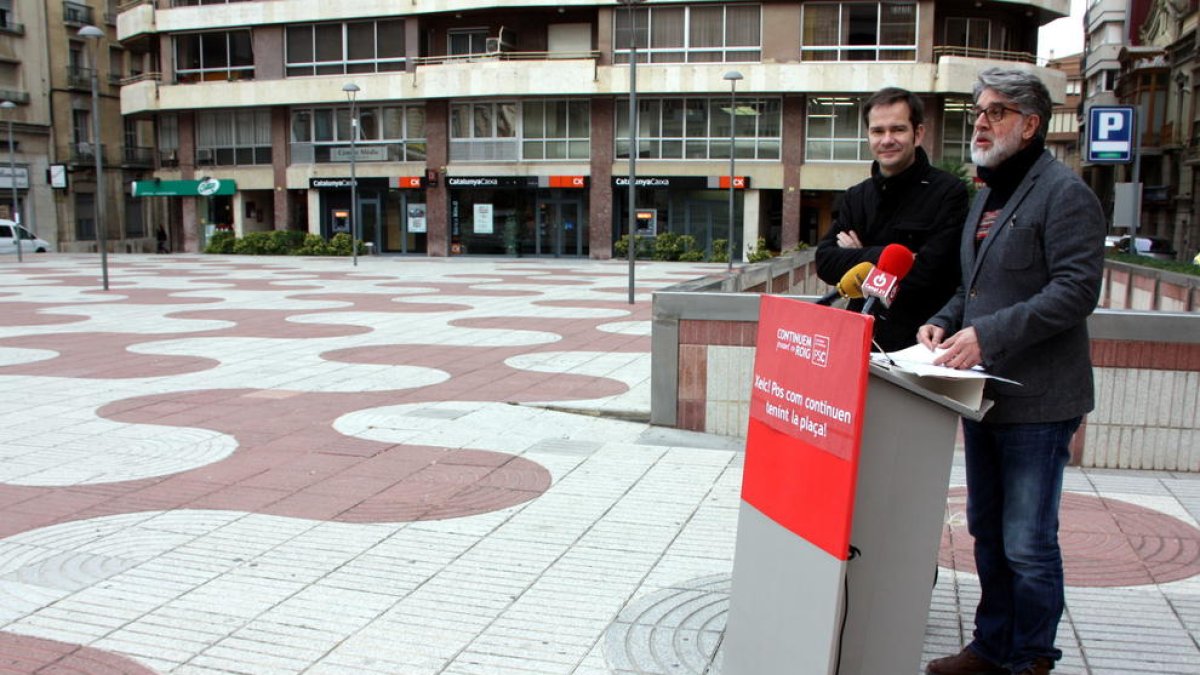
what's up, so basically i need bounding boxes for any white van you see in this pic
[0,220,51,254]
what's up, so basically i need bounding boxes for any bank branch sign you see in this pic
[1088,106,1135,163]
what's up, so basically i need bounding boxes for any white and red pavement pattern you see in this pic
[0,255,741,674]
[3,255,1200,674]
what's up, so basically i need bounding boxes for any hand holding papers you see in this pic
[872,344,1021,384]
[870,344,1020,412]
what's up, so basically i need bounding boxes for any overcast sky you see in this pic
[1038,0,1087,63]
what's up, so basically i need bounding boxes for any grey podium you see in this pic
[723,364,987,675]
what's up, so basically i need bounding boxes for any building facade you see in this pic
[1045,52,1083,172]
[114,0,1069,259]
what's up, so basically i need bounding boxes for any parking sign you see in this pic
[1088,106,1135,163]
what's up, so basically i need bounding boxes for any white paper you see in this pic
[872,344,1021,385]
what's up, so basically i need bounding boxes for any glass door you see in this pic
[536,196,586,257]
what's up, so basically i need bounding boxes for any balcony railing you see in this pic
[0,89,29,105]
[412,50,601,67]
[159,149,179,168]
[122,146,154,167]
[66,66,94,90]
[932,45,1036,65]
[70,142,106,165]
[63,1,94,25]
[120,71,162,86]
[0,18,24,35]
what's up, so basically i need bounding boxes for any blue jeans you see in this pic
[962,417,1080,673]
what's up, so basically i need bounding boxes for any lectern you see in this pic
[723,296,986,675]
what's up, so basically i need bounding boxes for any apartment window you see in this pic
[944,17,990,53]
[196,109,272,165]
[1065,80,1081,96]
[72,109,90,145]
[290,104,426,163]
[75,193,95,241]
[617,97,781,160]
[614,4,761,63]
[0,0,15,31]
[522,100,590,160]
[450,102,518,161]
[802,2,917,62]
[175,31,253,83]
[448,29,489,56]
[286,20,405,76]
[806,96,868,161]
[941,98,973,165]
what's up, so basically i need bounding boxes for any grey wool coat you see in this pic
[929,151,1105,424]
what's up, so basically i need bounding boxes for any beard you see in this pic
[971,122,1025,168]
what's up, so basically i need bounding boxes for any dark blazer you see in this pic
[816,148,968,351]
[930,151,1104,424]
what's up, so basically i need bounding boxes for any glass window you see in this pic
[290,104,426,163]
[802,2,917,62]
[617,96,781,160]
[196,109,272,165]
[520,99,591,160]
[614,4,760,64]
[175,31,254,83]
[805,96,869,162]
[941,98,973,165]
[286,20,406,77]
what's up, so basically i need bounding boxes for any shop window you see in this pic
[175,30,254,83]
[125,193,145,238]
[801,1,917,62]
[286,20,405,76]
[196,109,272,165]
[614,4,760,64]
[617,96,781,160]
[805,96,869,162]
[290,104,425,163]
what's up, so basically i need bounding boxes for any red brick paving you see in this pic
[939,487,1200,586]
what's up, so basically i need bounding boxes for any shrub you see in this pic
[232,231,277,255]
[205,230,235,254]
[652,232,685,261]
[709,238,730,263]
[614,234,653,259]
[679,250,705,262]
[328,232,355,256]
[295,234,334,256]
[746,237,774,263]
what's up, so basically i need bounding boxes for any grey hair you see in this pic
[973,67,1052,140]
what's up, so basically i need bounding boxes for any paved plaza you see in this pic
[0,254,1197,674]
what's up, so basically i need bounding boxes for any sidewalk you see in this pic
[0,254,1196,674]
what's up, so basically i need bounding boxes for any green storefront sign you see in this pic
[132,178,237,197]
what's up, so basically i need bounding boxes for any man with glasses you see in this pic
[815,87,968,350]
[919,68,1105,675]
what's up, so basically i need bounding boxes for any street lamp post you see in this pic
[80,25,108,290]
[724,71,743,272]
[619,0,646,305]
[1,100,18,263]
[343,83,361,266]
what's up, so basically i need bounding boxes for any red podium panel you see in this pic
[741,296,873,560]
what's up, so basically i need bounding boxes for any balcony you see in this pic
[70,142,107,165]
[0,18,24,35]
[63,1,94,26]
[0,89,29,105]
[932,46,1036,65]
[66,66,94,90]
[122,146,154,167]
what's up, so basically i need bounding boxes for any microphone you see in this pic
[815,261,875,306]
[861,244,915,316]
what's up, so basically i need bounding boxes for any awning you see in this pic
[132,178,237,197]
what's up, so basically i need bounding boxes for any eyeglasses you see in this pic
[969,103,1025,123]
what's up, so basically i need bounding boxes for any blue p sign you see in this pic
[1088,106,1134,163]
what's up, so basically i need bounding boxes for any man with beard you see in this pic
[816,87,967,350]
[919,69,1104,675]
